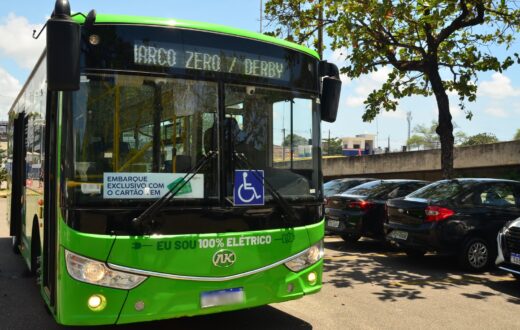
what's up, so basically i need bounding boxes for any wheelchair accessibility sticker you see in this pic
[233,170,264,206]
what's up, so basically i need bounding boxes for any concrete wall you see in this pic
[322,140,520,181]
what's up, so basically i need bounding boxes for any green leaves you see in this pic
[265,0,519,117]
[460,133,499,146]
[265,0,520,178]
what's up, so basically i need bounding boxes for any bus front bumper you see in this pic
[56,257,322,325]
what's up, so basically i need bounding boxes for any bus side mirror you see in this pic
[319,61,341,123]
[320,77,341,123]
[47,0,80,91]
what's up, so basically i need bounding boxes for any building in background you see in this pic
[0,121,7,142]
[341,134,376,156]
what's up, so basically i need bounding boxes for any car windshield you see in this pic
[407,180,476,202]
[342,181,399,198]
[324,180,363,195]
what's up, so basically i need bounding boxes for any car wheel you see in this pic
[340,234,360,243]
[459,237,492,272]
[405,249,426,259]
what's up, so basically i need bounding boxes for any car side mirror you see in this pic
[47,0,81,91]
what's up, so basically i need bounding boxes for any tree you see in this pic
[460,132,499,146]
[265,1,520,178]
[408,121,440,150]
[322,137,343,155]
[514,129,520,140]
[283,133,308,147]
[407,121,466,150]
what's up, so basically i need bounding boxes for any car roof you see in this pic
[374,179,428,183]
[436,178,520,184]
[329,178,376,182]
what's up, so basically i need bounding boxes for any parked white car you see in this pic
[496,217,520,279]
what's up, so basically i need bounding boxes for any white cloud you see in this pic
[449,104,464,118]
[0,13,45,69]
[344,67,391,109]
[329,47,351,85]
[345,96,365,107]
[485,106,508,118]
[381,109,406,119]
[479,73,520,99]
[0,66,21,119]
[371,67,391,84]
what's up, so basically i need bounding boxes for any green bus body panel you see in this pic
[72,14,319,59]
[118,260,322,324]
[59,223,115,261]
[108,222,322,277]
[54,220,324,325]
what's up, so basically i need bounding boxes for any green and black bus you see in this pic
[7,1,340,325]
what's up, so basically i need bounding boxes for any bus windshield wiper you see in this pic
[132,151,217,233]
[234,152,299,226]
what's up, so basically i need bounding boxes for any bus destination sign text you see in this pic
[133,42,287,80]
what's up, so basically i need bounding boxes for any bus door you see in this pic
[43,91,58,306]
[10,113,28,251]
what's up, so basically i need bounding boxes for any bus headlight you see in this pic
[65,250,147,289]
[284,240,324,272]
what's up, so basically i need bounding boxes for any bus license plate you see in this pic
[201,288,245,308]
[327,220,340,228]
[389,230,408,241]
[511,253,520,266]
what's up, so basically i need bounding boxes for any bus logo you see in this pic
[212,250,236,267]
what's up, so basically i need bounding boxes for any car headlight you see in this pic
[285,240,324,272]
[65,250,147,289]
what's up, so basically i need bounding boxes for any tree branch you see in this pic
[436,0,485,45]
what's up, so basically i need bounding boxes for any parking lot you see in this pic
[1,194,519,330]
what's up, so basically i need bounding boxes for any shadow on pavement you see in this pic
[324,236,520,303]
[0,238,311,329]
[89,306,312,330]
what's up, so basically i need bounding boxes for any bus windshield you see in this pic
[65,73,318,206]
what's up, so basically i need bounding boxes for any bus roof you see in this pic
[73,14,320,59]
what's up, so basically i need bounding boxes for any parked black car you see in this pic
[496,217,520,279]
[324,178,376,197]
[385,178,520,271]
[325,179,428,242]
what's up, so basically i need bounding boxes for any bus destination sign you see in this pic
[133,42,288,81]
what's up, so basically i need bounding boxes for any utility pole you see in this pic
[387,136,390,153]
[406,111,412,150]
[317,0,323,59]
[328,129,331,155]
[282,128,286,161]
[259,0,263,33]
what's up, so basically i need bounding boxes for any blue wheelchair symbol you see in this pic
[234,170,264,206]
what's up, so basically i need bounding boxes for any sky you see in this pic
[1,0,519,150]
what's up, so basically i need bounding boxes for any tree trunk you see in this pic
[427,66,454,179]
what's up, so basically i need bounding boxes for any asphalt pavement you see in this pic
[1,198,520,329]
